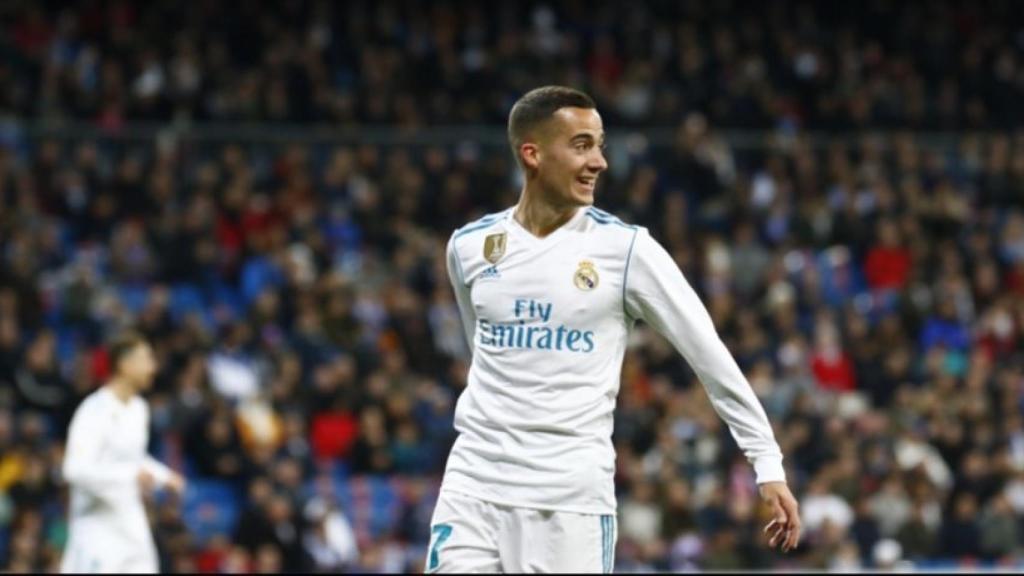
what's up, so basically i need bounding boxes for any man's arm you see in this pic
[623,228,800,551]
[447,235,477,354]
[140,403,186,494]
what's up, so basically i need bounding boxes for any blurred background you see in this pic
[2,0,1024,572]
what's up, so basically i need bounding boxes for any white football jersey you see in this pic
[61,387,172,573]
[441,206,785,514]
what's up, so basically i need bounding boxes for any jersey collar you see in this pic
[505,205,588,245]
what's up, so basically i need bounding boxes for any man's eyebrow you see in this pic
[570,133,597,142]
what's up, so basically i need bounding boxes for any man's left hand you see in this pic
[759,481,801,553]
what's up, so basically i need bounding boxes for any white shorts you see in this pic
[60,534,158,574]
[426,490,617,573]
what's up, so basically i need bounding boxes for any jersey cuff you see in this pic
[753,456,786,484]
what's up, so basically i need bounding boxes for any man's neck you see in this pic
[106,378,136,404]
[514,188,580,238]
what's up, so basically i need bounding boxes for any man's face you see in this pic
[526,107,608,208]
[119,342,158,392]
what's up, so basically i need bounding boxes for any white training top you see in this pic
[62,386,172,561]
[441,206,785,515]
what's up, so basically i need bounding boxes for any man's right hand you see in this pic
[166,471,187,495]
[137,469,156,493]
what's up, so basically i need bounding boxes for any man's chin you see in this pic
[570,189,595,206]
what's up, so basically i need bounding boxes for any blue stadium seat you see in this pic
[331,460,351,484]
[169,283,207,323]
[210,283,244,321]
[367,476,399,537]
[181,479,240,545]
[331,478,354,513]
[240,258,283,307]
[118,284,150,315]
[55,327,80,364]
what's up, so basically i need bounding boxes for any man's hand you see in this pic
[759,481,801,553]
[137,469,156,493]
[166,471,187,495]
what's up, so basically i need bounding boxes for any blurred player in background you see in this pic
[429,86,801,573]
[60,331,186,573]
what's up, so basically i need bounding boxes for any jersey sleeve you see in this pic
[139,402,173,486]
[62,401,140,496]
[624,228,786,484]
[447,234,477,354]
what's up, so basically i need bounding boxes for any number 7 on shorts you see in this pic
[427,523,453,572]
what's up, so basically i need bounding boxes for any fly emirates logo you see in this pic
[478,299,595,353]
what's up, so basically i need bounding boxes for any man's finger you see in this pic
[772,498,789,527]
[785,529,799,552]
[765,505,788,549]
[780,497,801,551]
[766,521,788,549]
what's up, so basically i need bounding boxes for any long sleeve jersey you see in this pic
[61,386,172,565]
[440,206,785,514]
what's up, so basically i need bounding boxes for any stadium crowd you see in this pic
[4,0,1024,130]
[2,0,1024,572]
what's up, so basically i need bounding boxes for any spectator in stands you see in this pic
[302,496,359,572]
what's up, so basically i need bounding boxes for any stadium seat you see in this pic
[117,285,150,315]
[181,480,241,545]
[169,284,207,324]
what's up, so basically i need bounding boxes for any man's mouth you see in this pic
[576,176,596,191]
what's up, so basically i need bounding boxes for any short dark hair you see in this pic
[508,86,596,163]
[108,331,148,371]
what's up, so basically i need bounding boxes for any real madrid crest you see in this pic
[574,260,599,291]
[483,233,507,264]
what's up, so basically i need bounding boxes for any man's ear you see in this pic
[520,142,540,171]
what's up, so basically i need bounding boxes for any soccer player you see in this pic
[428,86,801,573]
[60,331,186,573]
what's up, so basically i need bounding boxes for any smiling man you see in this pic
[428,86,801,573]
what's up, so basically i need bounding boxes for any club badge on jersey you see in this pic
[574,260,599,291]
[484,233,507,264]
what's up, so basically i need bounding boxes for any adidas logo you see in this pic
[480,266,501,280]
